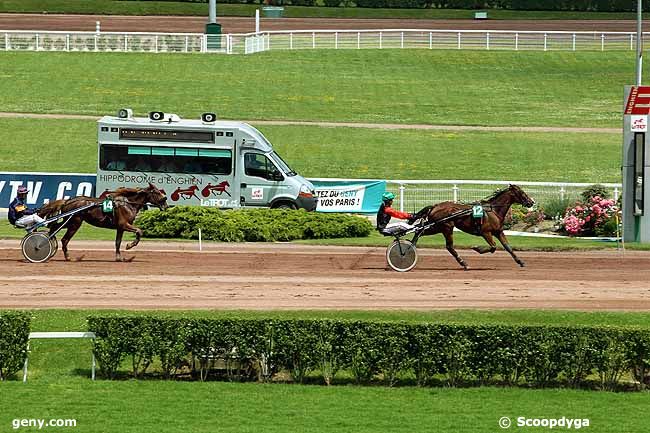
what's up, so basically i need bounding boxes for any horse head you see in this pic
[509,184,535,208]
[146,183,169,210]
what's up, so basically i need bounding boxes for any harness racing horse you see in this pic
[39,183,168,261]
[416,184,535,270]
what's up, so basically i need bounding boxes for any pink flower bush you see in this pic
[561,195,618,236]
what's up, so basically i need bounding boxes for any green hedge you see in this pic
[125,0,650,11]
[0,312,30,381]
[88,316,650,390]
[135,206,373,242]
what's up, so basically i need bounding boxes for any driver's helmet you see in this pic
[381,192,395,203]
[17,186,28,195]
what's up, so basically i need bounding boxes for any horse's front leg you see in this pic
[472,232,497,255]
[442,227,468,270]
[115,229,124,262]
[496,231,525,267]
[123,223,143,251]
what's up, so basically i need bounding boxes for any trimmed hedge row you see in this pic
[0,312,30,381]
[88,316,650,390]
[135,206,373,242]
[130,0,650,11]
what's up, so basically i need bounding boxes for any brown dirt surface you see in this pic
[0,240,647,311]
[1,14,649,33]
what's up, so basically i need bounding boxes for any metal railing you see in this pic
[1,29,648,54]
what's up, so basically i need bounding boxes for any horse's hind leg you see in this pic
[60,217,82,261]
[442,227,468,270]
[115,229,124,262]
[123,223,143,251]
[472,232,497,255]
[496,231,525,267]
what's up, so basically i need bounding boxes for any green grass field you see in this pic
[0,118,621,182]
[2,0,650,19]
[0,50,636,127]
[1,309,650,433]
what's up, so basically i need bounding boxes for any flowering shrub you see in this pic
[523,208,545,227]
[561,196,618,236]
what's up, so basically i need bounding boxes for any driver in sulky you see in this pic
[376,192,416,236]
[8,186,46,228]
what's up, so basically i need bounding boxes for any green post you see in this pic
[205,22,222,50]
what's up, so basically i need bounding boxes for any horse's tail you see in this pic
[38,199,66,219]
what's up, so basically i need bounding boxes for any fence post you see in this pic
[452,184,459,203]
[401,31,404,49]
[290,32,293,50]
[66,34,70,51]
[544,33,547,51]
[601,33,605,51]
[185,35,188,53]
[515,32,519,51]
[155,35,158,53]
[380,31,383,49]
[457,32,461,49]
[486,32,490,50]
[124,34,128,52]
[614,187,620,202]
[560,186,565,201]
[357,32,360,49]
[399,184,405,212]
[631,33,634,50]
[312,31,315,49]
[429,31,432,49]
[4,33,8,51]
[35,34,39,51]
[572,33,576,51]
[335,31,338,49]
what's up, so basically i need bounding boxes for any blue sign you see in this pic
[311,180,386,213]
[0,172,96,208]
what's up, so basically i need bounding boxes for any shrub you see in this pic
[581,184,611,202]
[0,312,30,381]
[135,207,373,242]
[542,196,572,221]
[560,196,618,237]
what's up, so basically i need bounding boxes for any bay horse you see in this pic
[38,183,168,261]
[413,184,535,270]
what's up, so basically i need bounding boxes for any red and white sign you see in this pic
[625,86,650,115]
[631,115,648,132]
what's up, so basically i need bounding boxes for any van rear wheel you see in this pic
[273,202,296,210]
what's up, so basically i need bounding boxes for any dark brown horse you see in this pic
[39,183,168,261]
[415,184,535,270]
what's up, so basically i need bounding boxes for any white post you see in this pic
[66,34,69,51]
[572,33,576,51]
[198,228,203,251]
[155,35,158,53]
[255,9,260,34]
[429,32,432,49]
[96,21,100,34]
[185,35,188,52]
[401,31,404,49]
[631,33,634,51]
[544,33,547,51]
[124,34,128,51]
[486,32,490,50]
[614,187,620,202]
[35,34,39,51]
[452,185,459,203]
[399,184,405,212]
[560,186,565,201]
[94,34,98,51]
[209,0,216,23]
[515,32,518,51]
[457,32,461,49]
[379,31,383,49]
[22,342,29,383]
[91,352,96,381]
[601,33,605,51]
[637,0,643,86]
[312,31,315,49]
[290,32,293,50]
[357,32,360,49]
[335,32,338,49]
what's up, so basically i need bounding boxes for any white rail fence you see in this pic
[382,180,621,213]
[1,29,649,54]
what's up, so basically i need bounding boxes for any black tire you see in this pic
[386,239,418,272]
[274,202,297,210]
[21,232,53,263]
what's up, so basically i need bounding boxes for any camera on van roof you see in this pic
[149,111,181,123]
[117,108,133,119]
[201,113,217,123]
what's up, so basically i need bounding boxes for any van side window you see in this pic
[244,153,275,180]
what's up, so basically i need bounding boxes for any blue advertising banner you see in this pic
[311,180,386,213]
[0,172,96,208]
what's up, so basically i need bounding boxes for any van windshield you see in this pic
[271,151,297,176]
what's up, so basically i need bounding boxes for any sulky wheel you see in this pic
[48,236,58,259]
[386,239,418,272]
[21,232,54,263]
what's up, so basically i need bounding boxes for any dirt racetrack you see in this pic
[0,240,648,311]
[1,13,649,33]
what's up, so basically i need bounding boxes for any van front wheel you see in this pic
[273,202,297,210]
